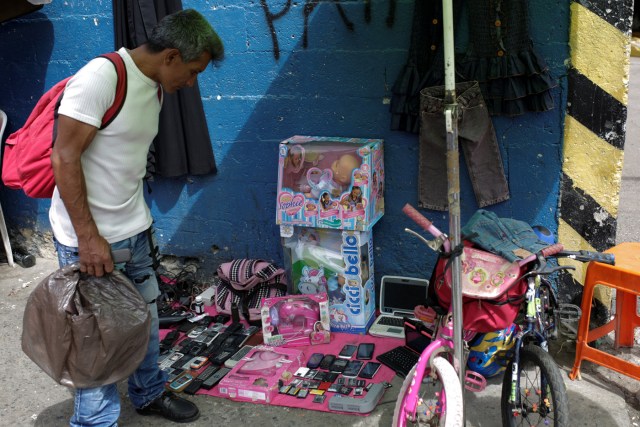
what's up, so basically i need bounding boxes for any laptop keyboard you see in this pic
[376,316,404,327]
[376,346,420,378]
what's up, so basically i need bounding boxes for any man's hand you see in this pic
[77,234,114,277]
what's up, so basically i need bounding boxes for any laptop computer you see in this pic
[368,275,429,339]
[376,317,434,377]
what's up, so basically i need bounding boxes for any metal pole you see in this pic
[442,0,464,394]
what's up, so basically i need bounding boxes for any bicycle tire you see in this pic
[392,356,464,427]
[501,345,569,427]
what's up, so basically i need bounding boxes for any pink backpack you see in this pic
[432,243,527,333]
[214,259,288,322]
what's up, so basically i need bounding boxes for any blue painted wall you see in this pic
[0,0,569,283]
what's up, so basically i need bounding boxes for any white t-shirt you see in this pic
[49,48,162,246]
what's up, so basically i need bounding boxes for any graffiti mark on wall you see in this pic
[260,0,396,60]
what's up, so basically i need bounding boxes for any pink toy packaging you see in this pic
[280,226,376,335]
[260,293,331,347]
[217,345,303,403]
[276,136,384,231]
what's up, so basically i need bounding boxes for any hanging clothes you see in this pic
[389,0,464,133]
[456,0,556,116]
[419,81,510,211]
[113,0,217,178]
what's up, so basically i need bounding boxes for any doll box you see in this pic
[217,345,304,404]
[276,135,385,231]
[260,293,331,347]
[280,225,376,335]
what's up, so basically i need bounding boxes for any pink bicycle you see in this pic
[392,204,475,427]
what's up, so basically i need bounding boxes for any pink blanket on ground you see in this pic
[160,325,402,414]
[197,332,401,413]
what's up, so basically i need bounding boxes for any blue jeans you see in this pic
[54,228,167,427]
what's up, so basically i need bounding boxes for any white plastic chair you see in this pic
[0,110,15,267]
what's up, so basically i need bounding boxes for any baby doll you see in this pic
[304,153,360,198]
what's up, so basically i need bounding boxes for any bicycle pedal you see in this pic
[556,303,582,321]
[464,370,486,392]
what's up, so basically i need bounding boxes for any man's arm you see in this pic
[51,115,113,277]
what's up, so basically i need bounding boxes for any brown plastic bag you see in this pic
[21,263,151,388]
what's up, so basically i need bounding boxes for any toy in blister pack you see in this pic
[276,136,384,231]
[261,293,330,347]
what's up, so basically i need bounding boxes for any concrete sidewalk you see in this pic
[0,256,639,426]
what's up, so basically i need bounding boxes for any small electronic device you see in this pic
[328,382,385,413]
[319,354,336,370]
[304,369,318,379]
[210,348,235,365]
[312,394,326,404]
[306,352,324,369]
[324,371,339,382]
[329,358,349,373]
[294,367,310,377]
[358,361,382,379]
[376,318,434,378]
[111,248,132,263]
[342,360,364,378]
[189,356,208,370]
[187,325,208,339]
[167,372,194,392]
[224,345,254,368]
[224,322,244,334]
[338,344,357,359]
[368,276,430,339]
[356,343,375,360]
[183,364,219,395]
[194,330,219,345]
[297,389,309,399]
[201,367,231,390]
[159,330,180,352]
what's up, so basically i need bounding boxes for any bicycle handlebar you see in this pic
[540,243,564,257]
[558,249,615,265]
[402,203,434,232]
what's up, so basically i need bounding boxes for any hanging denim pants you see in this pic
[419,81,510,211]
[54,228,166,427]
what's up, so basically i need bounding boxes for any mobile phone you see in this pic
[189,356,208,370]
[342,360,364,378]
[187,325,207,338]
[338,344,357,359]
[319,354,336,370]
[329,358,349,373]
[358,362,381,379]
[306,352,324,369]
[111,248,132,263]
[224,345,254,368]
[356,343,375,360]
[167,372,194,392]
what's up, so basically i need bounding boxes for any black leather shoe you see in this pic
[136,391,200,423]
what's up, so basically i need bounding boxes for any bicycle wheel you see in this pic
[392,356,464,427]
[501,345,569,427]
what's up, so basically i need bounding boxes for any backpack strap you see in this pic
[97,52,127,130]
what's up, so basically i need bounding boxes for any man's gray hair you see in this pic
[148,9,224,64]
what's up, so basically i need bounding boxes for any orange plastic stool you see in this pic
[569,242,640,381]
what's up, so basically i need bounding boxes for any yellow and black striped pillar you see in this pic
[559,0,633,307]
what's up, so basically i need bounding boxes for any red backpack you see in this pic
[2,52,127,198]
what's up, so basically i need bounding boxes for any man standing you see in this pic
[49,9,224,426]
